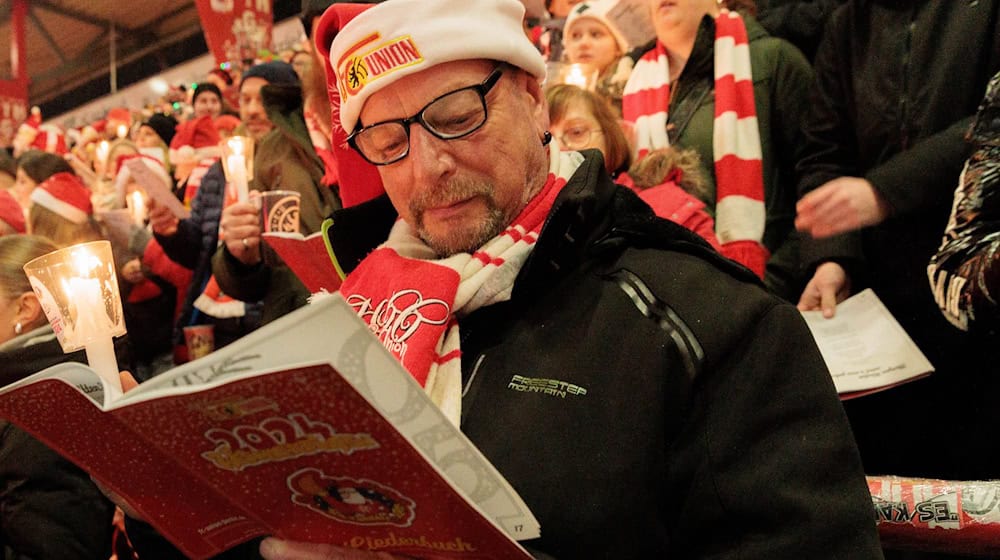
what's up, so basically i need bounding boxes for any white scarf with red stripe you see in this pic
[622,10,768,278]
[339,146,583,426]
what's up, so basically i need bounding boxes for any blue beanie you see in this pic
[240,61,300,89]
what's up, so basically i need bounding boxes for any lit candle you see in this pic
[225,137,250,203]
[562,63,595,90]
[117,124,128,139]
[95,141,110,177]
[65,250,122,398]
[23,241,126,400]
[128,191,147,225]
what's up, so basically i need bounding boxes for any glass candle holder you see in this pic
[23,240,126,396]
[220,136,255,203]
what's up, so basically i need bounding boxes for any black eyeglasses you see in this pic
[347,65,505,166]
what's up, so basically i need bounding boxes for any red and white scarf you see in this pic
[622,10,768,278]
[339,146,583,426]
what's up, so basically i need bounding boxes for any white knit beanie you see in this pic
[563,0,630,54]
[326,0,547,134]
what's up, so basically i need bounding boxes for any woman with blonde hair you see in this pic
[622,0,812,301]
[0,234,115,558]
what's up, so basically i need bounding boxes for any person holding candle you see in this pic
[0,234,115,558]
[620,0,813,302]
[212,61,341,325]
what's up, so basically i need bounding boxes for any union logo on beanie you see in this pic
[321,0,546,134]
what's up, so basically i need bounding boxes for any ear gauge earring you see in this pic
[542,131,553,146]
[14,322,22,335]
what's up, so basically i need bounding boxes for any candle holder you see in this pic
[220,136,255,203]
[558,63,599,91]
[23,240,126,398]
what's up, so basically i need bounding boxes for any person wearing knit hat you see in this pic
[251,1,881,559]
[136,113,178,150]
[562,0,629,73]
[29,172,102,247]
[191,83,224,120]
[0,190,26,235]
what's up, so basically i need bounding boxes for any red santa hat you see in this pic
[0,190,26,234]
[13,107,68,157]
[30,172,93,224]
[169,115,222,164]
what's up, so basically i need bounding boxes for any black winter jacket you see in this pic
[326,150,882,559]
[0,327,115,559]
[796,0,1000,480]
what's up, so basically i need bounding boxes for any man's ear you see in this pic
[14,292,43,330]
[520,73,550,138]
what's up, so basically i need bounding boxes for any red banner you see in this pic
[0,0,29,149]
[194,0,274,69]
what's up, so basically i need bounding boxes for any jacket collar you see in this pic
[324,150,619,280]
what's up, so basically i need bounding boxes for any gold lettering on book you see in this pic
[201,413,380,471]
[347,534,477,553]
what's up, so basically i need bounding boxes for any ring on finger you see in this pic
[242,238,249,249]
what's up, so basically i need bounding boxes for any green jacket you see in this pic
[213,84,342,326]
[633,15,814,301]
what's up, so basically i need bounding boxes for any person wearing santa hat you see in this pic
[28,171,102,247]
[0,190,26,236]
[11,107,68,158]
[13,150,74,212]
[246,1,879,559]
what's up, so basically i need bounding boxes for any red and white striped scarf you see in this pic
[622,10,768,278]
[339,146,583,426]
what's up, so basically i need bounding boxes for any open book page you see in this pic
[801,289,934,398]
[132,295,539,539]
[125,158,190,219]
[0,370,248,559]
[0,295,538,558]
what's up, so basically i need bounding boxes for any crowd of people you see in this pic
[0,0,999,558]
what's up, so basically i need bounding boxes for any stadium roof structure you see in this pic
[0,0,301,117]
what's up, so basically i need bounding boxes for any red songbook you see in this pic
[0,296,537,559]
[262,220,344,294]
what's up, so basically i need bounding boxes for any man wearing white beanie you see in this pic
[259,1,880,559]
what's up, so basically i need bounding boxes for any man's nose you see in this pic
[407,124,457,183]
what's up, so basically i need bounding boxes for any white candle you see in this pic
[128,191,147,225]
[95,141,110,176]
[227,153,249,203]
[117,124,128,139]
[66,275,122,398]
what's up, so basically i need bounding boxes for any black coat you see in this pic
[330,150,881,559]
[796,0,1000,479]
[0,327,114,559]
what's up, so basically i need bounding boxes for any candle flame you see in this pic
[117,124,128,139]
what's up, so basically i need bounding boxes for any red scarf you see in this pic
[339,148,583,424]
[622,10,768,278]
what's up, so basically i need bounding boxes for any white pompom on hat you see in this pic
[563,0,630,54]
[30,172,93,224]
[325,0,547,134]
